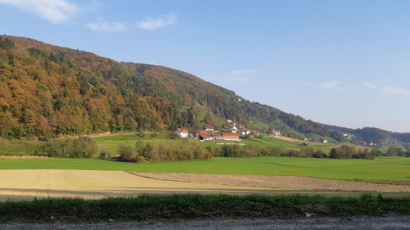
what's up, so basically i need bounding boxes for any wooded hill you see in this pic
[0,35,409,147]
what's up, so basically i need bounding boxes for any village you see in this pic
[175,120,281,142]
[174,119,336,145]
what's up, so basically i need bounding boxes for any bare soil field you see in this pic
[136,172,410,193]
[1,170,409,201]
[0,170,272,200]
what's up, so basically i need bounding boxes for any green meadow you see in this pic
[1,156,409,181]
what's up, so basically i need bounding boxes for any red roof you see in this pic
[177,128,188,133]
[222,133,240,139]
[205,125,214,129]
[198,130,211,139]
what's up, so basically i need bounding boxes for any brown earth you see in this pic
[0,170,409,201]
[0,170,272,201]
[135,172,410,193]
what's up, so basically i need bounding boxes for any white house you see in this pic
[229,124,238,133]
[343,133,354,139]
[272,129,281,136]
[239,129,251,136]
[320,139,329,144]
[175,128,189,138]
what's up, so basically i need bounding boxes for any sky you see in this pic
[0,0,410,132]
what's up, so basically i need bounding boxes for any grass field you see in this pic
[1,156,409,181]
[93,133,332,154]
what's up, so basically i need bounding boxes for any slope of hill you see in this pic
[0,35,408,147]
[323,125,410,148]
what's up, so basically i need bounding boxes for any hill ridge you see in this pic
[0,35,409,148]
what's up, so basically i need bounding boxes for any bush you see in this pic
[117,144,135,162]
[260,146,283,156]
[118,139,212,163]
[98,150,111,159]
[44,137,98,158]
[329,145,374,159]
[386,146,405,156]
[329,145,354,159]
[312,150,327,158]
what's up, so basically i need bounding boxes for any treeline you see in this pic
[117,139,212,163]
[384,146,410,157]
[0,137,99,158]
[329,146,375,159]
[209,144,410,160]
[208,144,326,158]
[43,137,99,158]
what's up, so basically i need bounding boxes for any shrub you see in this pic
[44,137,98,158]
[312,150,327,158]
[117,144,135,162]
[98,150,111,159]
[329,145,374,159]
[329,145,354,159]
[386,146,405,156]
[119,139,212,163]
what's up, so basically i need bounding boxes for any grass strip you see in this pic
[0,194,409,223]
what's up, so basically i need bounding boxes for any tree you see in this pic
[386,146,405,156]
[0,38,14,49]
[117,144,135,162]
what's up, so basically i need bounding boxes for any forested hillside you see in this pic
[323,125,410,148]
[0,35,409,147]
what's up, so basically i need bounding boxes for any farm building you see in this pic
[250,131,260,137]
[272,129,281,136]
[196,130,213,141]
[239,129,251,136]
[175,128,189,138]
[205,125,214,132]
[221,133,240,141]
[319,139,328,144]
[228,124,238,133]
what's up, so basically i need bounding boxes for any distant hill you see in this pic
[0,35,409,148]
[323,125,410,148]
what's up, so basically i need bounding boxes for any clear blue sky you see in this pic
[1,0,410,132]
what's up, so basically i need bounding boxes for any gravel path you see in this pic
[1,216,410,230]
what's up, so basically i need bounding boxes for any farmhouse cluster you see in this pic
[304,138,329,144]
[175,120,262,141]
